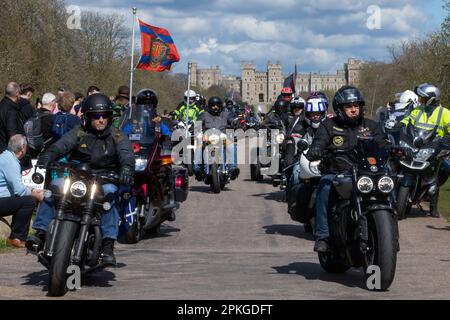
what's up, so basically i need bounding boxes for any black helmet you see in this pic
[332,86,365,126]
[81,93,114,130]
[273,99,289,115]
[290,96,306,114]
[208,97,223,115]
[136,89,158,107]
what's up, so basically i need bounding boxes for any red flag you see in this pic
[137,19,180,72]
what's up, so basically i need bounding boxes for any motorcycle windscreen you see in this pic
[354,138,389,174]
[120,104,158,146]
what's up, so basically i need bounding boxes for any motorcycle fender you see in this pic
[364,204,396,217]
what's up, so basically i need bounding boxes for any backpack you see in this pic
[23,111,53,152]
[52,113,71,140]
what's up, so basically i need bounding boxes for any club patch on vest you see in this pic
[333,136,344,146]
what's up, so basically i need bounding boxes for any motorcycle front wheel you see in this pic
[48,220,78,297]
[363,211,398,291]
[211,163,221,194]
[396,186,412,220]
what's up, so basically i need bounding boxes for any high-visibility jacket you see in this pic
[401,105,450,137]
[173,103,203,122]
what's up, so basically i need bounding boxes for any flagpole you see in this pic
[129,7,137,118]
[186,62,192,130]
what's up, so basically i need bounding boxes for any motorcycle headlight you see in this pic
[135,158,148,172]
[70,181,87,198]
[357,176,374,194]
[415,148,434,162]
[208,134,220,145]
[276,134,285,144]
[378,176,394,194]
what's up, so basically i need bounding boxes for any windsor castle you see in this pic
[189,58,363,106]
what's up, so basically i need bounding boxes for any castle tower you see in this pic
[190,62,198,88]
[267,62,282,104]
[345,58,363,85]
[241,63,256,105]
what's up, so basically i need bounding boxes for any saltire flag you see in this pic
[283,65,297,94]
[136,19,180,72]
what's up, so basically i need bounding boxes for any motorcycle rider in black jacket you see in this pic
[306,86,390,252]
[29,94,135,266]
[285,93,329,220]
[194,97,240,180]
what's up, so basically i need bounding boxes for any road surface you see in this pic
[0,167,449,300]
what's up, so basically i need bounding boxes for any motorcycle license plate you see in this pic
[129,134,141,141]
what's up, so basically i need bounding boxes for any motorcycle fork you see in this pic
[72,197,95,265]
[46,193,70,257]
[351,170,369,253]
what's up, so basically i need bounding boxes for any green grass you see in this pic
[439,180,450,222]
[0,238,15,253]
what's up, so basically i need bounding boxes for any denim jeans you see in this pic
[287,163,301,191]
[314,174,336,239]
[194,143,237,173]
[33,178,119,240]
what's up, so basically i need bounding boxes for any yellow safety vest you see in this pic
[401,105,450,137]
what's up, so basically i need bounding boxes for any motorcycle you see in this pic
[120,105,189,242]
[318,138,400,291]
[172,119,196,176]
[198,129,234,194]
[250,120,287,188]
[29,162,120,296]
[395,123,450,219]
[286,138,322,233]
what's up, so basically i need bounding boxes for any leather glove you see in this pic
[119,166,134,185]
[306,146,322,161]
[36,153,51,169]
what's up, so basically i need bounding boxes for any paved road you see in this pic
[0,167,449,300]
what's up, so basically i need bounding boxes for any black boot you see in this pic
[314,238,329,253]
[101,238,117,267]
[230,168,240,180]
[25,229,46,253]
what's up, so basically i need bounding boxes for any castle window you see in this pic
[259,94,264,102]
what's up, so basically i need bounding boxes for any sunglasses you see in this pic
[89,113,110,120]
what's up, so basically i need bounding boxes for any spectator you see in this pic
[87,85,100,96]
[0,82,24,153]
[19,83,36,125]
[0,135,44,248]
[73,92,84,116]
[37,93,57,148]
[52,91,81,140]
[115,86,130,107]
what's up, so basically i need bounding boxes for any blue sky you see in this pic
[67,0,448,75]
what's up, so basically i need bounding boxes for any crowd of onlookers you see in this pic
[0,82,131,248]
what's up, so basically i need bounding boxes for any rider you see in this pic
[279,87,294,105]
[400,83,450,216]
[288,96,306,122]
[306,86,389,252]
[285,93,329,221]
[173,90,204,123]
[263,99,290,129]
[194,96,240,181]
[28,94,135,266]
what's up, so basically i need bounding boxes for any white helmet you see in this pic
[305,96,328,129]
[184,90,197,99]
[395,90,418,111]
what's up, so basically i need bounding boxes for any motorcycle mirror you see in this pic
[32,172,45,185]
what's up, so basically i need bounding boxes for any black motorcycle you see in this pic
[318,138,400,290]
[250,120,286,186]
[395,123,450,219]
[29,162,120,296]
